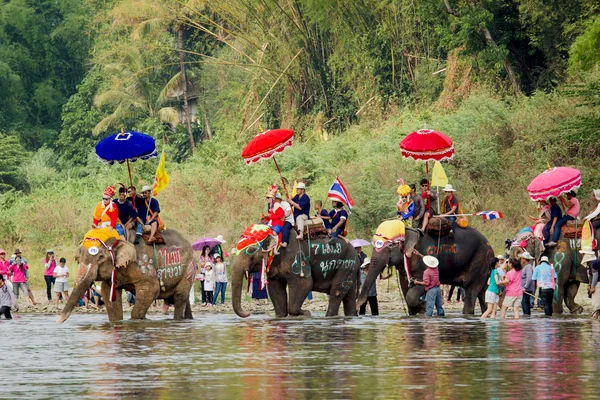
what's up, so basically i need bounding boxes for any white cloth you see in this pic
[281,201,294,224]
[54,265,69,283]
[204,270,215,291]
[214,262,228,283]
[585,203,600,221]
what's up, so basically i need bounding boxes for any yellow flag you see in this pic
[291,181,298,198]
[431,161,448,187]
[152,152,169,196]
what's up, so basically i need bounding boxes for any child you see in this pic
[0,275,17,319]
[499,258,523,319]
[203,263,215,306]
[53,258,70,307]
[314,200,331,230]
[481,257,505,320]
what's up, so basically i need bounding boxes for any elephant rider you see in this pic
[329,201,348,238]
[410,184,425,232]
[287,182,310,241]
[583,189,600,230]
[137,185,161,244]
[420,178,438,226]
[93,186,118,230]
[280,195,295,248]
[543,197,562,245]
[113,186,137,242]
[396,183,414,225]
[529,200,550,240]
[267,192,285,253]
[439,184,460,233]
[547,191,579,247]
[127,185,145,244]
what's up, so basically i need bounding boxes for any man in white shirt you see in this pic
[53,258,70,307]
[280,194,295,248]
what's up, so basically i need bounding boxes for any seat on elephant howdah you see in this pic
[562,220,583,239]
[425,217,452,237]
[303,217,329,239]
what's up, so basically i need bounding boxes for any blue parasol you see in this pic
[95,130,158,186]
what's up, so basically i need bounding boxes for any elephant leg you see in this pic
[173,278,191,320]
[131,282,159,320]
[100,282,123,322]
[184,299,193,319]
[552,284,565,314]
[462,285,481,315]
[342,281,357,317]
[405,285,425,315]
[478,287,487,314]
[287,279,311,317]
[565,281,583,314]
[267,279,288,318]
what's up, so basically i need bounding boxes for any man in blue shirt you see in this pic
[287,182,310,240]
[532,255,557,316]
[113,186,137,242]
[543,197,562,244]
[137,185,161,244]
[329,201,348,238]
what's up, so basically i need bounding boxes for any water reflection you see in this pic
[0,313,598,398]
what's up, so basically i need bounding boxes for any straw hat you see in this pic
[540,256,550,263]
[518,251,534,260]
[594,189,600,201]
[423,255,439,268]
[215,235,226,243]
[295,182,307,190]
[496,254,506,260]
[360,257,371,269]
[141,185,152,193]
[443,184,456,192]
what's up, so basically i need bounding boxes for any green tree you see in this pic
[0,135,28,192]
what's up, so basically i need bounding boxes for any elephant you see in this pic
[232,233,359,318]
[358,222,494,315]
[518,229,599,314]
[57,229,196,323]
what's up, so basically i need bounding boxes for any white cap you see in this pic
[423,255,439,268]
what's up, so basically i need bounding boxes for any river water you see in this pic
[1,312,598,399]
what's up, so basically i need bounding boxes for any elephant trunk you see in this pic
[57,263,97,324]
[357,249,389,307]
[232,257,250,318]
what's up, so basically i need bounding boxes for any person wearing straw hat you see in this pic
[532,255,557,316]
[519,251,535,316]
[439,184,460,233]
[137,185,161,244]
[211,235,226,260]
[413,256,445,316]
[287,182,311,240]
[583,189,600,230]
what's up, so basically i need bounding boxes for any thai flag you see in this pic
[328,177,355,212]
[477,211,504,220]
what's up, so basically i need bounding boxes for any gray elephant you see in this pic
[358,220,493,315]
[232,226,359,318]
[57,229,195,323]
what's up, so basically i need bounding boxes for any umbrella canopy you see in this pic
[350,239,370,248]
[241,129,294,165]
[527,167,581,201]
[399,129,454,162]
[96,131,157,165]
[192,237,223,252]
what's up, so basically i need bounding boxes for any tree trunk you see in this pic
[201,102,212,140]
[178,28,195,151]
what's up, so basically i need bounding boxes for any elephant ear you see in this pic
[115,241,137,268]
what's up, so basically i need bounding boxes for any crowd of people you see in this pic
[192,238,228,307]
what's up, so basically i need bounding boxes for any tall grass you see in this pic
[3,87,599,289]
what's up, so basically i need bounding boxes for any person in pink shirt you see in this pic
[548,191,580,246]
[0,249,9,280]
[499,258,524,319]
[10,255,29,300]
[43,249,57,302]
[413,256,445,316]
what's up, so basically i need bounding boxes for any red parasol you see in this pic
[399,129,454,172]
[527,167,581,201]
[242,129,294,193]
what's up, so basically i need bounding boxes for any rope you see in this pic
[396,266,409,316]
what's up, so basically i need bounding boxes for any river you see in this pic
[1,312,598,399]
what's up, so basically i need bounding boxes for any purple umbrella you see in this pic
[192,237,221,251]
[350,239,370,248]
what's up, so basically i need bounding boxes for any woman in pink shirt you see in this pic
[43,249,57,302]
[0,250,9,280]
[10,255,29,300]
[499,258,524,319]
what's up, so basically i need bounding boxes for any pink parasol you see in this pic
[527,167,581,201]
[242,129,294,193]
[400,129,454,173]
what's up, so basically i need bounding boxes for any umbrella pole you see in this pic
[126,159,133,187]
[272,156,289,195]
[426,161,429,174]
